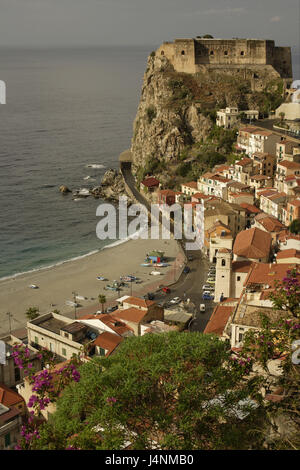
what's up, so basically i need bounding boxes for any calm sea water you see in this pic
[0,47,299,279]
[0,46,154,279]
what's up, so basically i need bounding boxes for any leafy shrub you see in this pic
[146,106,157,124]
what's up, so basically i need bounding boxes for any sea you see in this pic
[0,46,299,280]
[0,46,155,279]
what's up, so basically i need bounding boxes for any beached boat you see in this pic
[151,271,161,276]
[97,276,107,281]
[141,263,151,267]
[65,300,79,307]
[29,284,38,289]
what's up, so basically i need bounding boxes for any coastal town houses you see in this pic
[279,175,300,197]
[276,140,300,163]
[216,107,239,129]
[259,190,288,222]
[27,312,131,362]
[0,335,41,389]
[282,198,300,226]
[204,298,238,337]
[222,262,298,349]
[233,158,254,185]
[140,176,160,194]
[204,220,233,262]
[197,172,231,199]
[248,130,282,156]
[239,203,261,228]
[251,152,276,177]
[180,181,198,197]
[275,249,300,264]
[249,174,274,197]
[0,400,22,450]
[237,127,281,156]
[275,160,300,192]
[213,227,272,302]
[201,199,247,242]
[277,231,300,251]
[111,296,164,336]
[253,213,286,244]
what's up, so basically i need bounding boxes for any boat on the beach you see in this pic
[151,271,161,276]
[66,300,79,307]
[154,263,169,267]
[97,276,107,281]
[29,284,39,289]
[141,263,151,267]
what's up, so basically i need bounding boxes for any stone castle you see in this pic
[156,38,292,91]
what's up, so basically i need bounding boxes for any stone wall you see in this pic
[156,38,292,85]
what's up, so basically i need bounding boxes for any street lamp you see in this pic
[6,312,12,334]
[72,291,77,319]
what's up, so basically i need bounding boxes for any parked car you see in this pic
[183,266,190,274]
[202,292,214,301]
[162,287,170,294]
[207,278,216,284]
[107,305,118,313]
[200,304,206,312]
[169,297,181,304]
[202,284,214,291]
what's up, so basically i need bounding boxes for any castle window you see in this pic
[221,259,226,266]
[161,50,164,56]
[181,50,185,55]
[240,51,245,56]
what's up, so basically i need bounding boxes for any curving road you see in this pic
[121,162,216,332]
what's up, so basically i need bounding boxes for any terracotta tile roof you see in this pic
[79,314,132,336]
[230,192,253,198]
[235,158,252,166]
[141,177,160,187]
[277,230,300,242]
[276,249,300,260]
[289,198,300,207]
[112,308,148,324]
[251,129,273,136]
[93,331,123,356]
[182,181,198,189]
[159,189,176,197]
[245,262,298,288]
[233,227,271,259]
[204,305,234,336]
[0,383,24,407]
[239,126,260,133]
[257,189,277,197]
[232,261,253,273]
[277,160,300,170]
[0,406,20,426]
[192,192,210,200]
[251,174,272,181]
[254,214,285,232]
[124,296,155,308]
[239,203,261,214]
[218,248,231,253]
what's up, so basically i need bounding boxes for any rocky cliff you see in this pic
[130,52,284,180]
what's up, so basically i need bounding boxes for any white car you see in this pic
[169,297,181,304]
[202,284,214,291]
[200,304,206,312]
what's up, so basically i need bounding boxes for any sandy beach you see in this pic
[0,237,182,336]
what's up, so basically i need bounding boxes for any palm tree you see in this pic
[98,294,106,313]
[25,307,39,321]
[279,111,285,123]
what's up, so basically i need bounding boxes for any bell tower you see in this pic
[214,249,232,302]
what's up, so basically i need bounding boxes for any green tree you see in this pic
[35,332,265,450]
[25,307,39,321]
[289,219,300,235]
[98,294,106,313]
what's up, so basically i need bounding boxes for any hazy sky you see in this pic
[0,0,299,49]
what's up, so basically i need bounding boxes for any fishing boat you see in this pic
[141,263,151,267]
[97,276,107,281]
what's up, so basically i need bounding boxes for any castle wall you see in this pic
[155,38,292,86]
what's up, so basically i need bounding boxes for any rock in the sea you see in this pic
[59,185,71,193]
[90,168,134,204]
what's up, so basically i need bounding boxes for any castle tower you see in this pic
[214,248,232,302]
